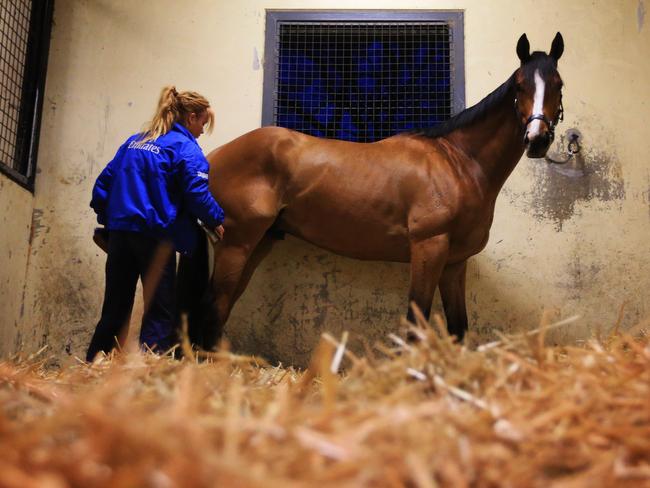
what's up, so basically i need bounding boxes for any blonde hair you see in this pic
[140,85,214,142]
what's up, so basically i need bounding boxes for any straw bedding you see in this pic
[0,314,648,488]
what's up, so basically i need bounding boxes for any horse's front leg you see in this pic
[439,260,468,341]
[406,234,449,325]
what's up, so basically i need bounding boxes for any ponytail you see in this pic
[140,85,213,142]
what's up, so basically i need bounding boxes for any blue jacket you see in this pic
[90,123,225,253]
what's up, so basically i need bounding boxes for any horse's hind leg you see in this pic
[232,233,276,304]
[439,260,468,341]
[201,222,277,350]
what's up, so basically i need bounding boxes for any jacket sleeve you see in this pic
[178,149,225,229]
[90,141,128,225]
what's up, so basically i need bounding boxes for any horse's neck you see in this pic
[446,91,526,194]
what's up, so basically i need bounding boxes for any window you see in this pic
[0,0,54,191]
[263,11,464,142]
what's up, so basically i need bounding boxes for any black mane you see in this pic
[409,52,558,140]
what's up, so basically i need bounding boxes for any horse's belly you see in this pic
[278,210,410,263]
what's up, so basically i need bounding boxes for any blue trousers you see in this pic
[86,231,176,361]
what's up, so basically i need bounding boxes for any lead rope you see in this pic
[545,130,581,165]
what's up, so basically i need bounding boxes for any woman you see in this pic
[86,86,225,361]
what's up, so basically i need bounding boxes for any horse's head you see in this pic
[514,33,564,158]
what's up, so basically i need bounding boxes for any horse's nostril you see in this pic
[524,133,530,144]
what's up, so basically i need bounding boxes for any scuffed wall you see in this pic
[1,0,648,366]
[0,179,33,356]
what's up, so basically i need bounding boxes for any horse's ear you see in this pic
[549,32,564,61]
[516,34,531,64]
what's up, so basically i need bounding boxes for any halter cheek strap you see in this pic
[515,96,564,142]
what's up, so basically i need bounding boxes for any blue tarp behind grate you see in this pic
[274,23,452,142]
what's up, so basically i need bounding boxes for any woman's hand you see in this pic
[214,224,225,241]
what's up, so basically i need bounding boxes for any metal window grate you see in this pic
[263,13,464,143]
[0,0,53,191]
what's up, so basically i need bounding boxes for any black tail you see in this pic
[176,226,222,351]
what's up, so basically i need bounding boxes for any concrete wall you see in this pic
[0,179,33,355]
[0,9,36,356]
[1,0,648,366]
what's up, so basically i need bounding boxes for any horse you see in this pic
[180,32,565,350]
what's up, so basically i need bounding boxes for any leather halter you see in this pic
[517,95,564,143]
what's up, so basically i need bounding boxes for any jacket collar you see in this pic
[172,122,197,142]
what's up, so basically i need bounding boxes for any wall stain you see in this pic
[18,208,45,319]
[95,98,111,160]
[639,0,646,32]
[556,250,602,301]
[13,328,22,352]
[19,282,27,318]
[641,173,650,217]
[33,266,93,355]
[60,157,92,185]
[266,291,286,325]
[28,208,49,245]
[361,288,399,326]
[515,145,625,230]
[47,96,57,114]
[252,47,260,70]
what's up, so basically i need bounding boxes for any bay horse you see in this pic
[183,33,565,349]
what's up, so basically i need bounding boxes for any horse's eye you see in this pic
[551,76,563,90]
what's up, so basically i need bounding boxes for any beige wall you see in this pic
[0,179,33,354]
[1,0,648,366]
[0,11,34,354]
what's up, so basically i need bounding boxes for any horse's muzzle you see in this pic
[525,131,553,159]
